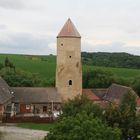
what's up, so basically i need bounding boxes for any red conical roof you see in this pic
[57,18,81,38]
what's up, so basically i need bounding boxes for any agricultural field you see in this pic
[0,54,140,79]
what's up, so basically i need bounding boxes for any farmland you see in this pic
[0,54,140,79]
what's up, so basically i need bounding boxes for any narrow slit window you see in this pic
[69,80,72,85]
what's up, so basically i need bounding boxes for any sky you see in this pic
[0,0,140,55]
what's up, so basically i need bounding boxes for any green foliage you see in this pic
[0,53,139,89]
[82,52,140,69]
[83,68,131,88]
[61,95,103,118]
[132,76,140,96]
[0,63,4,70]
[56,93,140,140]
[47,112,121,140]
[45,96,121,140]
[0,68,42,87]
[4,56,16,71]
[104,92,140,139]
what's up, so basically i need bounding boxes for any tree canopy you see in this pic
[82,52,140,69]
[47,112,121,140]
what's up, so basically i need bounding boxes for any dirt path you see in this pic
[0,126,48,140]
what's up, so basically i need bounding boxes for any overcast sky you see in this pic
[0,0,140,55]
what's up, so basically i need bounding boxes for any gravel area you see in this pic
[0,126,48,140]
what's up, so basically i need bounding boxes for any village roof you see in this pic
[57,18,81,38]
[92,88,107,98]
[11,87,61,103]
[82,89,101,101]
[103,83,138,104]
[137,98,140,107]
[0,77,12,104]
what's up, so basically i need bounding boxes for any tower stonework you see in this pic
[56,18,82,101]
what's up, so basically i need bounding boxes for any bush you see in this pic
[47,112,121,140]
[0,68,42,87]
[83,68,114,88]
[61,95,103,118]
[0,63,4,70]
[132,76,140,96]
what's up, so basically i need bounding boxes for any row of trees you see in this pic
[46,94,140,140]
[82,52,140,69]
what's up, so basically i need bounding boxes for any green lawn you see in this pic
[83,65,140,78]
[17,123,55,131]
[0,54,140,79]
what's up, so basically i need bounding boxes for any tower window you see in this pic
[61,43,63,46]
[69,80,72,85]
[69,56,72,58]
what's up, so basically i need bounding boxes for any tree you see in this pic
[4,57,16,72]
[104,92,140,140]
[47,112,121,140]
[5,57,10,67]
[132,76,140,97]
[83,68,114,88]
[61,95,103,118]
[119,92,138,139]
[0,63,4,70]
[0,68,42,87]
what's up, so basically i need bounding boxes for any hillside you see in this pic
[82,52,140,69]
[0,53,140,79]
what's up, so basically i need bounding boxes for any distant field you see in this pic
[0,54,140,79]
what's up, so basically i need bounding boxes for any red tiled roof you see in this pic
[57,18,81,38]
[82,89,101,101]
[137,98,140,107]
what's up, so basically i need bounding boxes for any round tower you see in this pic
[56,18,82,101]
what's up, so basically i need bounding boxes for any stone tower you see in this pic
[56,18,82,101]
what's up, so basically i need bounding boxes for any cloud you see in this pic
[0,32,56,55]
[0,24,7,30]
[82,40,140,55]
[0,0,140,55]
[0,0,25,9]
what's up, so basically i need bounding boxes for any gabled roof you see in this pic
[92,88,107,98]
[82,89,101,101]
[11,87,61,103]
[57,18,81,38]
[0,77,12,104]
[103,83,137,104]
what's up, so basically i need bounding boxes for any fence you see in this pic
[2,116,54,123]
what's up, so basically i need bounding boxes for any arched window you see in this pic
[69,80,72,85]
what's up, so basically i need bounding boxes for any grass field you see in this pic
[0,54,140,79]
[17,123,55,131]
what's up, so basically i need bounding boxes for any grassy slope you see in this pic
[0,54,140,79]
